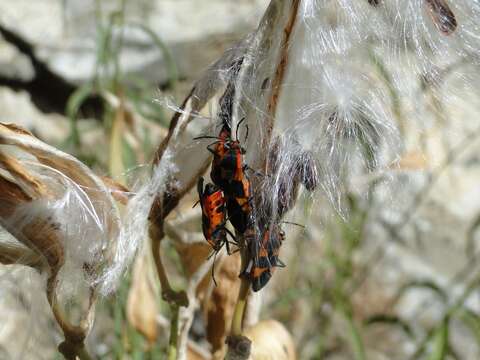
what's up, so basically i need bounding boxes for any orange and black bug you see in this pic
[225,129,253,233]
[226,193,252,233]
[197,177,235,253]
[209,121,249,196]
[242,225,286,292]
[195,119,254,233]
[195,118,250,195]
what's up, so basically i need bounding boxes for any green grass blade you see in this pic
[341,308,366,360]
[65,83,95,147]
[428,320,449,360]
[130,23,179,87]
[396,280,448,303]
[455,307,480,347]
[364,314,414,339]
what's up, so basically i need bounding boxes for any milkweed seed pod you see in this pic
[243,320,296,360]
[0,123,124,345]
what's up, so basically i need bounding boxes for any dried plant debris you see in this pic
[244,320,296,360]
[204,253,242,356]
[0,122,126,354]
[126,246,160,345]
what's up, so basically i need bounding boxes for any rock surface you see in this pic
[0,87,68,142]
[0,34,34,82]
[0,0,269,85]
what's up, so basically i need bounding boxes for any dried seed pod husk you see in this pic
[0,122,122,348]
[203,252,242,358]
[243,320,296,360]
[126,245,160,345]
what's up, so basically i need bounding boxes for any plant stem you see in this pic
[168,305,180,360]
[150,231,188,306]
[342,309,366,360]
[231,277,251,336]
[151,234,171,292]
[76,346,94,360]
[225,233,252,360]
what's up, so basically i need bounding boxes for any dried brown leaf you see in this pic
[0,176,32,217]
[0,236,42,268]
[0,153,64,273]
[0,152,49,197]
[127,246,159,345]
[204,253,242,357]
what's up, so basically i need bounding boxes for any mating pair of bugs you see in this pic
[195,120,285,291]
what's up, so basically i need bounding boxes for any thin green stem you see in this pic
[168,305,179,360]
[231,277,251,336]
[342,309,366,360]
[76,346,94,360]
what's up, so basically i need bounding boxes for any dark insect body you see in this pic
[197,177,232,252]
[227,194,252,234]
[197,112,298,291]
[199,118,253,233]
[207,124,234,191]
[242,225,286,292]
[208,139,247,197]
[425,0,457,35]
[207,124,249,197]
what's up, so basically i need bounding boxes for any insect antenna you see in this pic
[193,135,223,141]
[281,221,305,228]
[276,258,286,268]
[235,117,246,141]
[224,227,236,241]
[211,250,218,287]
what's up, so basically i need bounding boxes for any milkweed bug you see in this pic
[227,194,253,233]
[195,118,254,233]
[242,225,286,292]
[209,120,249,197]
[195,118,249,191]
[197,177,235,253]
